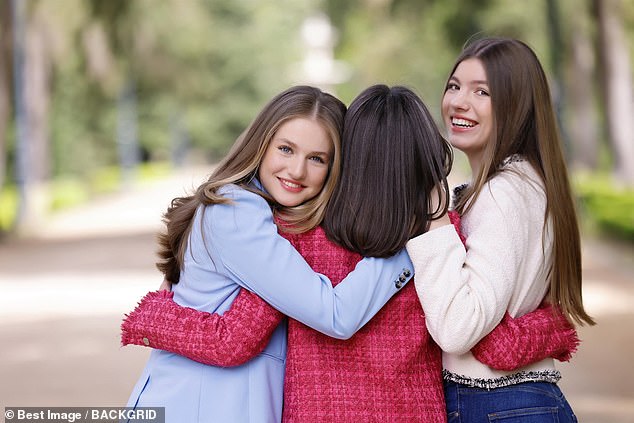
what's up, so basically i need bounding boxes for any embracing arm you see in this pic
[411,213,579,367]
[121,289,284,367]
[473,302,580,371]
[407,173,550,354]
[206,186,412,339]
[443,210,579,369]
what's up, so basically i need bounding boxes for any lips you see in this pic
[278,177,304,192]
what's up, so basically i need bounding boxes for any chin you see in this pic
[278,199,302,208]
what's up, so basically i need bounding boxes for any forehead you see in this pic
[452,58,488,83]
[274,117,333,153]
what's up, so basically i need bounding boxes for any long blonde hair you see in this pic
[449,37,594,325]
[157,86,346,283]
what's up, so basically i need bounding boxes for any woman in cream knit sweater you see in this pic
[406,36,594,422]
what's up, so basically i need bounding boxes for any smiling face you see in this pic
[441,58,493,173]
[258,117,333,207]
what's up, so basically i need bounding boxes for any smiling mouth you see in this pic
[279,178,303,190]
[452,117,476,128]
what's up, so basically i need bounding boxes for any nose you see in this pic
[448,90,469,110]
[288,157,307,180]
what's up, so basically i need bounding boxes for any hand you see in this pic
[159,277,172,292]
[428,183,451,231]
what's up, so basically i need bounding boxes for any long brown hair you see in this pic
[324,85,452,257]
[157,86,346,283]
[448,37,594,325]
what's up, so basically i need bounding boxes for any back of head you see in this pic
[323,84,452,258]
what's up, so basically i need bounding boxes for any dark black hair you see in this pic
[323,84,452,257]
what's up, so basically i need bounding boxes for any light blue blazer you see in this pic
[126,182,414,423]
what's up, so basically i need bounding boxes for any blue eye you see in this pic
[278,145,292,154]
[310,156,326,164]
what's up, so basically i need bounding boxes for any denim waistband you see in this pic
[443,369,561,390]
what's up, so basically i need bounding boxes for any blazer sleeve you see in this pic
[121,289,284,367]
[472,303,580,371]
[205,186,413,340]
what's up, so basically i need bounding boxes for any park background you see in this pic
[0,0,633,422]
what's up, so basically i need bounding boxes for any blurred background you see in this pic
[0,0,633,422]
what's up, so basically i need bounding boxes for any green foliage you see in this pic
[116,0,313,159]
[136,162,172,182]
[89,166,124,194]
[3,0,634,237]
[0,162,173,234]
[575,173,634,240]
[49,178,91,211]
[326,0,558,122]
[87,162,171,194]
[9,0,616,183]
[33,0,321,182]
[0,186,17,232]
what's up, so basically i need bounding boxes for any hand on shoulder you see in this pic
[428,183,452,231]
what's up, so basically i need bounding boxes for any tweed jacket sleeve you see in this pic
[120,281,579,370]
[118,225,353,367]
[119,226,312,367]
[121,289,284,367]
[121,209,577,369]
[473,303,580,371]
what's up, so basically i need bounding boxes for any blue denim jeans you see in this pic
[444,380,578,422]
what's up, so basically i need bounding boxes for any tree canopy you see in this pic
[1,0,633,234]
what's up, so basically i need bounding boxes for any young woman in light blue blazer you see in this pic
[125,86,420,422]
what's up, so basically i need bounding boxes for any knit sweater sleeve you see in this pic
[121,289,284,367]
[407,172,536,354]
[446,203,579,369]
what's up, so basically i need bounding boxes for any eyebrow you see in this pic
[276,138,331,157]
[450,75,489,85]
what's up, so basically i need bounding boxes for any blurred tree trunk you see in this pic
[24,7,52,183]
[567,3,599,170]
[545,0,572,158]
[15,1,53,232]
[0,1,11,191]
[593,0,634,185]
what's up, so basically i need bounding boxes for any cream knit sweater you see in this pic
[406,158,558,385]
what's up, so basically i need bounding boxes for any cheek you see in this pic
[260,154,280,175]
[440,99,451,121]
[481,120,493,141]
[312,167,330,188]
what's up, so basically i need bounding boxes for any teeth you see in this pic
[281,180,301,189]
[452,118,475,128]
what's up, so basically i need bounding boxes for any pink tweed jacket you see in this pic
[280,227,446,422]
[122,214,578,422]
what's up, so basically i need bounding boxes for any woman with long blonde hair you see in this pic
[125,85,416,423]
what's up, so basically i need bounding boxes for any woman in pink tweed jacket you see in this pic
[123,85,578,422]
